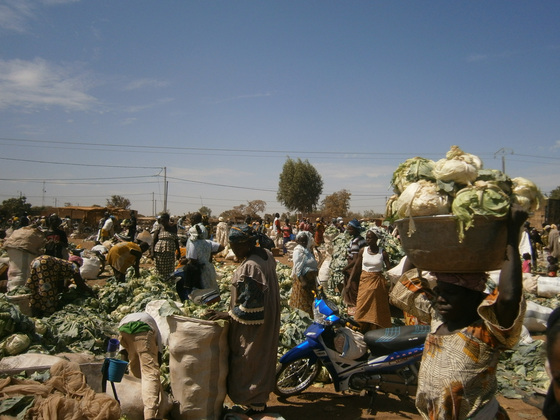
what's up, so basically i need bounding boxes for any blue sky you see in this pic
[1,0,559,218]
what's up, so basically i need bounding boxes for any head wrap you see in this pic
[296,230,314,249]
[68,254,83,267]
[433,272,488,292]
[219,217,224,222]
[228,224,256,243]
[347,219,361,230]
[188,226,199,241]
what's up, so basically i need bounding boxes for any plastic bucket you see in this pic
[107,338,120,353]
[107,358,128,382]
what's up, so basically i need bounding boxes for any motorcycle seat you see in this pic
[364,325,430,357]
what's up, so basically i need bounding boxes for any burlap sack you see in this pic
[168,315,229,420]
[3,227,46,254]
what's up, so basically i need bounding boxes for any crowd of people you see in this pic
[2,207,560,419]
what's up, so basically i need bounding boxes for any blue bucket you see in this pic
[107,338,120,353]
[107,358,128,382]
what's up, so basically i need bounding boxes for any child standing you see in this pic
[522,253,532,273]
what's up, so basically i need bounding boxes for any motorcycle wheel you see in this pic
[274,357,322,397]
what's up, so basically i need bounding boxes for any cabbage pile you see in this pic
[386,145,544,241]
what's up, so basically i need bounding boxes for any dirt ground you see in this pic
[73,239,547,419]
[263,384,546,420]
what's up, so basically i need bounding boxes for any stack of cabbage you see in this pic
[386,145,544,241]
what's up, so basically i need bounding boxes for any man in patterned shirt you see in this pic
[390,207,527,419]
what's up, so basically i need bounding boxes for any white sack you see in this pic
[6,248,38,291]
[80,256,102,280]
[523,300,553,332]
[537,277,560,298]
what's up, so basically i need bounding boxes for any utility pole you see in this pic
[494,148,513,173]
[42,181,46,207]
[163,167,168,214]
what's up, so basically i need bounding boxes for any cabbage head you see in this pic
[2,333,31,356]
[394,180,451,219]
[433,145,482,186]
[390,157,436,193]
[511,177,545,213]
[476,169,513,196]
[451,182,510,242]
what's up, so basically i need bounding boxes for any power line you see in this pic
[0,156,162,170]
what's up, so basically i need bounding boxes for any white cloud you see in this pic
[0,0,35,32]
[123,78,170,91]
[124,97,174,113]
[0,58,98,110]
[0,0,79,33]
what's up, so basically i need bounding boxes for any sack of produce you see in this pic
[523,300,553,333]
[6,248,36,291]
[3,226,46,254]
[80,255,102,280]
[537,276,560,298]
[168,315,229,420]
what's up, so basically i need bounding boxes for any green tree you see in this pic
[106,195,131,209]
[549,186,560,199]
[277,158,323,214]
[0,196,32,221]
[199,206,212,218]
[246,200,266,216]
[321,189,351,219]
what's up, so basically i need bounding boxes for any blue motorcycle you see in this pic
[275,287,429,409]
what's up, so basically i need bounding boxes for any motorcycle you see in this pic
[275,287,430,411]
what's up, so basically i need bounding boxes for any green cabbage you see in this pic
[476,169,513,195]
[390,157,436,193]
[451,182,510,242]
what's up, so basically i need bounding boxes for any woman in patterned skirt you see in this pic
[150,213,180,279]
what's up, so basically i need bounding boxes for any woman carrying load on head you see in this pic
[390,205,528,419]
[206,225,281,416]
[150,213,180,279]
[349,228,392,332]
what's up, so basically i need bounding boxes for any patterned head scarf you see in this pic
[433,272,488,292]
[228,224,256,244]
